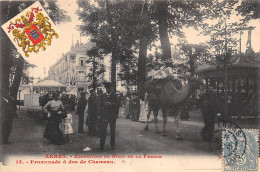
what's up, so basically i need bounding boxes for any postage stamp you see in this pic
[209,120,246,157]
[222,129,259,171]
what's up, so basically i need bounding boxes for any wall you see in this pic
[24,94,40,106]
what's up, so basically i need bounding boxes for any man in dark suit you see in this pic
[87,89,98,136]
[98,82,119,150]
[1,94,17,144]
[199,88,218,141]
[96,89,103,138]
[76,92,87,133]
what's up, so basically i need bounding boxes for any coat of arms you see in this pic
[1,1,59,58]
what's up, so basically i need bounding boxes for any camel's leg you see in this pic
[161,108,168,136]
[144,109,152,131]
[154,110,159,134]
[173,110,183,140]
[173,116,180,134]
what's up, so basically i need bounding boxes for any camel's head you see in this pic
[187,76,204,89]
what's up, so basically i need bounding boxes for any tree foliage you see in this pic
[77,0,258,96]
[86,46,105,90]
[179,43,212,76]
[77,0,155,92]
[118,50,138,94]
[236,0,260,21]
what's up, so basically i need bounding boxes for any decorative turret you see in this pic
[245,26,255,56]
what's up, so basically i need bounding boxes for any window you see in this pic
[81,60,84,66]
[241,78,246,93]
[78,71,85,74]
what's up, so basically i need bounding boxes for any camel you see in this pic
[144,76,203,140]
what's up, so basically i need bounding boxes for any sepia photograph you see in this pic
[0,0,259,171]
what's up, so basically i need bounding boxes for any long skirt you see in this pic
[43,114,65,145]
[124,102,130,118]
[139,103,153,123]
[131,105,140,121]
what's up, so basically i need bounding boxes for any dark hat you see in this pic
[187,76,196,82]
[53,92,60,96]
[104,82,112,89]
[132,92,138,96]
[97,89,103,94]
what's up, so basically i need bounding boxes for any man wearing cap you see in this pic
[98,82,119,150]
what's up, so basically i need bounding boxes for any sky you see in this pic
[24,0,260,81]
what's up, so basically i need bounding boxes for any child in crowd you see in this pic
[62,109,73,142]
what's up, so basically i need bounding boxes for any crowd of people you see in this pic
[40,83,122,150]
[39,83,163,150]
[40,93,77,119]
[1,82,220,149]
[1,85,192,146]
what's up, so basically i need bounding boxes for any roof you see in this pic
[50,41,96,68]
[196,52,260,73]
[73,41,95,54]
[33,80,66,87]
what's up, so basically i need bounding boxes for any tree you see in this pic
[136,0,156,100]
[1,2,21,98]
[76,0,255,98]
[77,0,144,92]
[202,0,253,66]
[179,43,212,76]
[0,1,70,99]
[154,1,171,62]
[77,0,115,92]
[236,0,260,21]
[148,0,214,62]
[86,46,105,90]
[119,60,138,94]
[118,49,138,94]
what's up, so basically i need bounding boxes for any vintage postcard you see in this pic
[0,0,259,172]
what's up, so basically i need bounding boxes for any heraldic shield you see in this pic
[1,1,59,58]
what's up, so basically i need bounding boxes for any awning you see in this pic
[33,79,66,87]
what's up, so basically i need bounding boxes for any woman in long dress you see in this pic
[43,93,66,145]
[124,97,130,119]
[139,92,153,122]
[131,94,140,121]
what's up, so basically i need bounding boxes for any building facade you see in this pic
[47,41,126,94]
